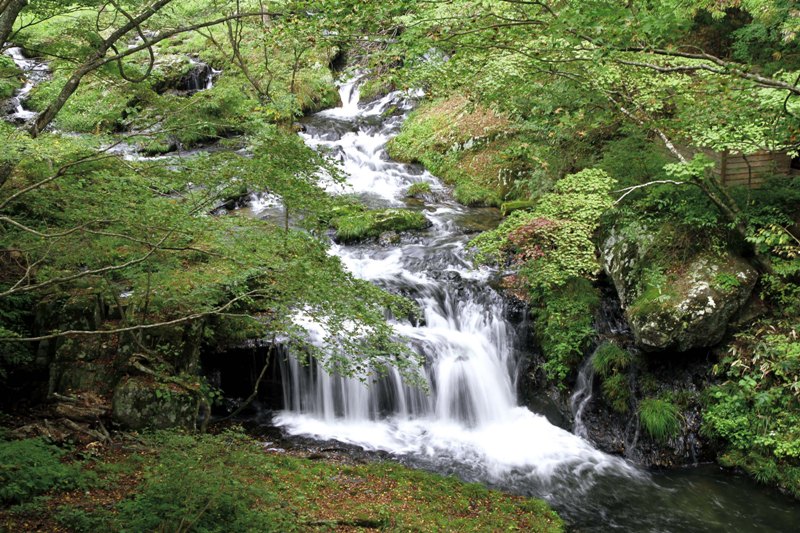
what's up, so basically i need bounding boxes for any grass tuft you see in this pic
[638,397,681,443]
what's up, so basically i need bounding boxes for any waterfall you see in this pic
[273,80,641,492]
[243,77,800,531]
[570,349,597,439]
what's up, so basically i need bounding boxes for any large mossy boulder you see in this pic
[112,376,198,430]
[602,224,758,352]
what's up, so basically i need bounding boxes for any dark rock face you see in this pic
[601,224,758,352]
[579,352,718,468]
[112,376,198,430]
[178,62,215,93]
[520,284,720,469]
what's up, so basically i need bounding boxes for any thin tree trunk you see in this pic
[0,0,26,46]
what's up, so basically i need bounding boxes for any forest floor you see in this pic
[0,426,563,532]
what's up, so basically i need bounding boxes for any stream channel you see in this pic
[266,80,800,532]
[4,46,799,530]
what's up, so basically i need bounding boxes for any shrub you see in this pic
[703,322,800,496]
[0,438,90,505]
[532,278,600,385]
[638,398,681,443]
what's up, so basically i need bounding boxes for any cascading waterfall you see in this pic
[268,78,800,531]
[273,78,640,489]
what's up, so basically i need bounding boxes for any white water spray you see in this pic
[274,78,641,494]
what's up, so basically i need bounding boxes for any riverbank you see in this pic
[0,427,563,532]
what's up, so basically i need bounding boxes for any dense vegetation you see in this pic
[1,0,800,522]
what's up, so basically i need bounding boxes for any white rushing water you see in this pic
[3,46,49,123]
[274,78,642,495]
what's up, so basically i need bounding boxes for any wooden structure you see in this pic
[677,143,798,188]
[706,149,793,188]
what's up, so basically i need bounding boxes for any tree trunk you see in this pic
[0,0,27,46]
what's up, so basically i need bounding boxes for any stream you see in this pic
[4,44,799,530]
[266,80,800,531]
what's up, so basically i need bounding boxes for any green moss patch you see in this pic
[387,96,515,207]
[0,429,564,532]
[332,207,430,243]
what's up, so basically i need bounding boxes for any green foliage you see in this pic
[0,55,22,99]
[474,168,615,299]
[602,373,632,414]
[638,397,681,443]
[331,208,429,243]
[703,321,800,496]
[592,342,631,378]
[406,181,432,197]
[532,278,600,385]
[0,438,91,505]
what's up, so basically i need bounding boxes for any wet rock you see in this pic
[378,231,400,246]
[602,224,758,352]
[112,376,198,430]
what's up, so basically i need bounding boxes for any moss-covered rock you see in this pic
[331,208,430,243]
[112,376,197,430]
[602,224,758,352]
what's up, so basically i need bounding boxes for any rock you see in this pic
[112,376,197,430]
[378,231,400,246]
[602,224,758,352]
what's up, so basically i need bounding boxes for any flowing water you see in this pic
[266,81,800,530]
[3,46,49,123]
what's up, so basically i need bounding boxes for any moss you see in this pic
[406,182,432,197]
[387,96,517,207]
[332,208,430,243]
[500,199,535,216]
[638,397,681,443]
[5,430,563,532]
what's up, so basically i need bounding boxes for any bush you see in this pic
[0,438,90,505]
[532,278,600,385]
[703,322,800,496]
[638,398,681,443]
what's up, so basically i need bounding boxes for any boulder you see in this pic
[602,224,758,352]
[112,376,197,430]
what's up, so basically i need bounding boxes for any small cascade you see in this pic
[570,349,596,439]
[181,59,221,93]
[3,46,49,124]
